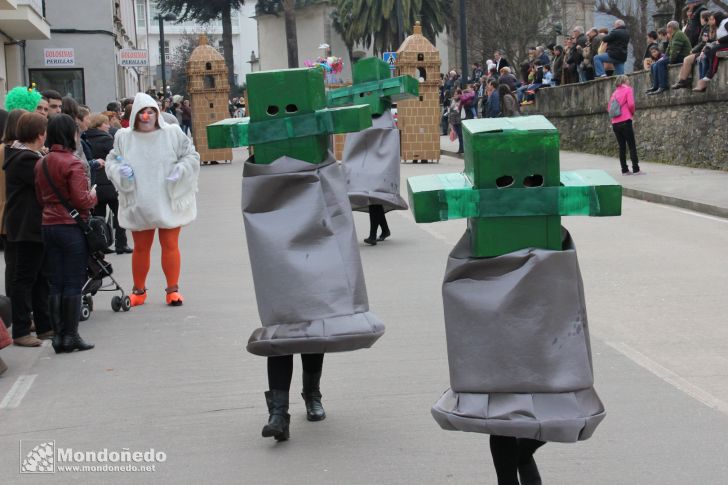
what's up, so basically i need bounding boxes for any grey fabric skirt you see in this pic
[242,154,385,356]
[431,230,605,443]
[343,111,408,213]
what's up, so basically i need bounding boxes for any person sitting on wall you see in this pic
[647,20,692,95]
[693,13,728,92]
[673,9,712,89]
[594,19,630,77]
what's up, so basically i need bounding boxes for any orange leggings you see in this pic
[131,227,181,292]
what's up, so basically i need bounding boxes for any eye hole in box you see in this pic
[285,104,298,113]
[523,174,544,187]
[266,105,279,116]
[496,175,514,188]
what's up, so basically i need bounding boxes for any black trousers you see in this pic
[10,241,51,338]
[490,435,546,485]
[94,190,127,247]
[267,354,324,391]
[611,119,639,172]
[368,204,389,240]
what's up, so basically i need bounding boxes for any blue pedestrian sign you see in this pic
[383,52,397,70]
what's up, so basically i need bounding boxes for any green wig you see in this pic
[4,85,42,112]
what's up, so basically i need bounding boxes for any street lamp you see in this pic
[154,12,177,98]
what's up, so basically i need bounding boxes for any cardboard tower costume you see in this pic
[327,58,418,214]
[408,116,621,479]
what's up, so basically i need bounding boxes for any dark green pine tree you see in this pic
[156,0,244,95]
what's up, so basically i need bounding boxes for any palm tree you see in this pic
[331,0,451,56]
[257,0,327,68]
[156,0,244,95]
[330,0,360,66]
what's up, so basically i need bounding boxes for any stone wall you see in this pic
[522,61,728,171]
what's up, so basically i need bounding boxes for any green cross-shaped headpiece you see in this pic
[407,116,622,257]
[326,57,419,115]
[206,68,372,164]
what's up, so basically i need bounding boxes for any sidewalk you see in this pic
[440,135,728,219]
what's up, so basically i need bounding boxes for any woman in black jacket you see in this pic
[3,112,51,346]
[84,113,131,254]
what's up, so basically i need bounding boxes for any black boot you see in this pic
[302,370,326,421]
[48,295,64,354]
[262,390,290,441]
[61,296,94,352]
[115,230,133,254]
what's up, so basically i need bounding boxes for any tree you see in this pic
[464,0,555,73]
[168,30,219,96]
[330,0,451,56]
[330,0,362,66]
[156,0,244,96]
[597,0,649,72]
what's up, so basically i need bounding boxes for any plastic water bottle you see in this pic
[116,155,134,180]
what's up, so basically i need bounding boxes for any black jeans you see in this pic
[368,204,389,240]
[453,123,464,153]
[94,190,127,247]
[611,119,640,172]
[42,225,88,297]
[267,354,324,391]
[10,241,51,338]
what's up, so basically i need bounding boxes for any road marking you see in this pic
[675,210,728,224]
[603,341,728,416]
[0,374,38,409]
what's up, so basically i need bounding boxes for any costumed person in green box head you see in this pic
[408,115,622,484]
[207,67,384,442]
[327,57,418,245]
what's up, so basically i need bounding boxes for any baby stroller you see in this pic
[80,251,131,321]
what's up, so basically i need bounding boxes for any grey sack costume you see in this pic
[242,154,385,356]
[342,111,408,212]
[431,229,605,443]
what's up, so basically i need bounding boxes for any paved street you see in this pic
[1,150,727,484]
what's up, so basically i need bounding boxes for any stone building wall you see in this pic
[522,62,728,170]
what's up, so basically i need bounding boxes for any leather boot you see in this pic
[302,370,326,421]
[61,296,94,352]
[48,295,64,354]
[261,390,290,441]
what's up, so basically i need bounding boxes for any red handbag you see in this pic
[0,319,11,349]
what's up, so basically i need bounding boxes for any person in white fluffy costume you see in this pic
[105,92,200,307]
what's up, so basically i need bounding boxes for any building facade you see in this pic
[135,0,258,92]
[0,0,51,106]
[21,0,140,111]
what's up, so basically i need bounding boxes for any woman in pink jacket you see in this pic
[608,75,641,175]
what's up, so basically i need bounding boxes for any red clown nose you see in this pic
[141,112,150,122]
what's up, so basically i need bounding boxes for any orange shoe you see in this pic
[165,286,184,306]
[130,288,147,307]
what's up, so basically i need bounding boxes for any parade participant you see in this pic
[408,116,621,484]
[330,57,417,246]
[207,67,385,441]
[105,93,200,307]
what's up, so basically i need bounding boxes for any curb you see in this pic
[441,149,728,220]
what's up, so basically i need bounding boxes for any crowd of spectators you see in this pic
[0,85,196,374]
[439,0,728,144]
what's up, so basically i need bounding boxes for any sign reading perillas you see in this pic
[44,49,75,66]
[119,49,149,67]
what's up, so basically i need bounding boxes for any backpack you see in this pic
[608,97,622,118]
